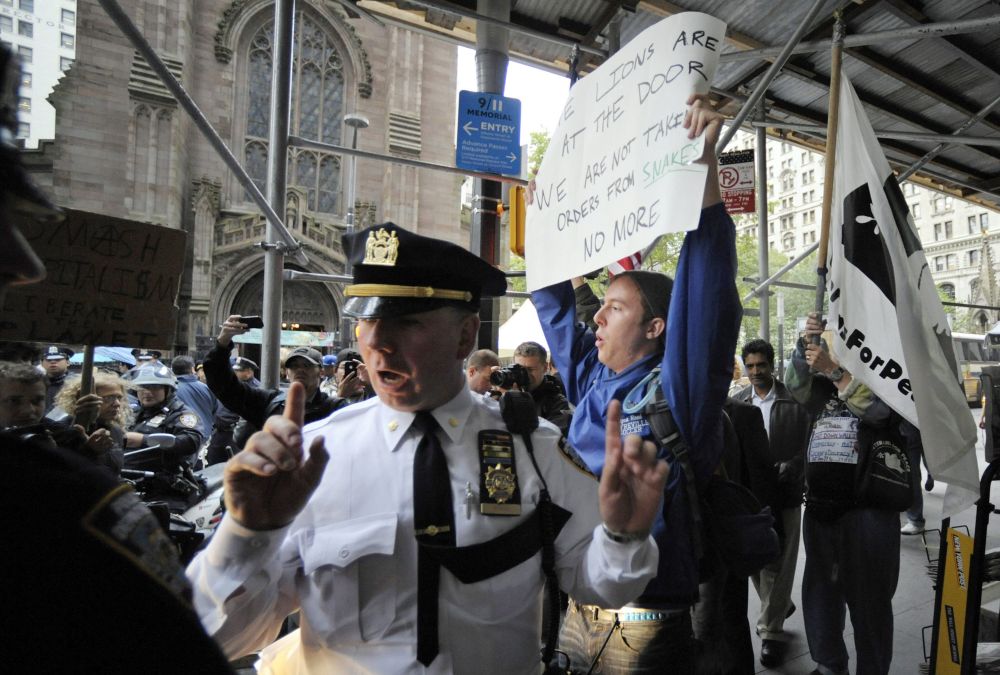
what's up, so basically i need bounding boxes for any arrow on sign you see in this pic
[463,121,477,136]
[507,153,517,162]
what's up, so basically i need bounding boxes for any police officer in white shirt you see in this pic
[188,223,669,674]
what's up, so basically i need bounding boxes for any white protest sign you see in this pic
[525,12,727,291]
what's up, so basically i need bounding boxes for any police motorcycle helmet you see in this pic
[123,363,178,391]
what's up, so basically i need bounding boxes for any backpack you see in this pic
[625,369,780,577]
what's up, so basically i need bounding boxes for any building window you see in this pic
[983,213,991,230]
[934,256,944,272]
[59,57,73,71]
[61,8,75,24]
[0,16,11,32]
[780,216,793,231]
[804,230,817,244]
[940,283,956,300]
[17,96,30,112]
[18,0,32,12]
[244,11,346,214]
[801,169,815,185]
[781,175,794,191]
[16,121,28,138]
[766,147,772,161]
[934,221,953,241]
[61,32,74,49]
[18,45,31,64]
[803,210,816,226]
[20,72,30,88]
[800,151,809,163]
[18,19,32,37]
[0,0,12,6]
[970,215,979,234]
[933,195,954,213]
[969,250,981,267]
[781,142,790,153]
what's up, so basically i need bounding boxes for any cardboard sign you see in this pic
[1,209,187,347]
[525,12,727,291]
[719,149,755,214]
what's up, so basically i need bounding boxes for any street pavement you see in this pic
[750,407,999,674]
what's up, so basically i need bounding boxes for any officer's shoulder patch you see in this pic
[81,483,192,603]
[557,437,598,480]
[178,413,199,429]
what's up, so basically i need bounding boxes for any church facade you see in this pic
[28,0,461,353]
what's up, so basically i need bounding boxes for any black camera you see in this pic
[490,363,531,389]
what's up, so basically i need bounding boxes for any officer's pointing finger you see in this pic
[283,381,306,429]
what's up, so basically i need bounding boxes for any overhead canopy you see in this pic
[358,0,1000,209]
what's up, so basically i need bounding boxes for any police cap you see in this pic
[44,345,74,361]
[232,357,258,371]
[341,223,507,319]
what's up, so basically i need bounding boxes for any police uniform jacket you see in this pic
[126,395,204,471]
[203,342,343,431]
[188,387,659,674]
[531,203,742,608]
[45,372,66,413]
[2,432,233,673]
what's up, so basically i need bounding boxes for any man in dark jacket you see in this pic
[734,338,812,667]
[512,341,573,435]
[204,316,345,438]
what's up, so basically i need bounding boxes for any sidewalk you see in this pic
[750,410,999,674]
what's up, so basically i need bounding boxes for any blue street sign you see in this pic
[456,90,521,176]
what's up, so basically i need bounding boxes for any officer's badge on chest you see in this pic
[478,430,521,516]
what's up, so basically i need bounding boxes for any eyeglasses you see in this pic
[100,394,125,404]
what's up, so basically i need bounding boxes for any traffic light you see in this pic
[509,185,526,256]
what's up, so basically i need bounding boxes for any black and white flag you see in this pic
[828,74,979,515]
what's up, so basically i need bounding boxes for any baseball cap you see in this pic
[283,346,322,367]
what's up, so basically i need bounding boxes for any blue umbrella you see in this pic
[69,346,137,366]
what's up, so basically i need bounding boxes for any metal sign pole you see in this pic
[261,0,295,389]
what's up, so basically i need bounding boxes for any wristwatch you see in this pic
[827,367,846,383]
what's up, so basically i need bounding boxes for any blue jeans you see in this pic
[559,600,695,674]
[802,507,900,675]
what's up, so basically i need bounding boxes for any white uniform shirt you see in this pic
[188,386,658,674]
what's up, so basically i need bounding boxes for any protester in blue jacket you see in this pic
[530,94,741,674]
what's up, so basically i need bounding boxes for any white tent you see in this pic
[498,300,550,357]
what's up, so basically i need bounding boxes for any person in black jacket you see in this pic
[734,339,813,667]
[510,341,573,435]
[204,315,345,439]
[0,42,232,673]
[124,364,206,510]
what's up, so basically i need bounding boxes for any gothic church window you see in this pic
[244,11,344,215]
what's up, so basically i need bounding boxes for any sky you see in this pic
[455,46,570,147]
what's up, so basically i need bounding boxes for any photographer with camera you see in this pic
[333,348,372,406]
[492,342,573,436]
[203,316,346,444]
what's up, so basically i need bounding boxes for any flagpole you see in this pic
[814,13,846,338]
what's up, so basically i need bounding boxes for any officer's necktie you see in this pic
[412,411,454,667]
